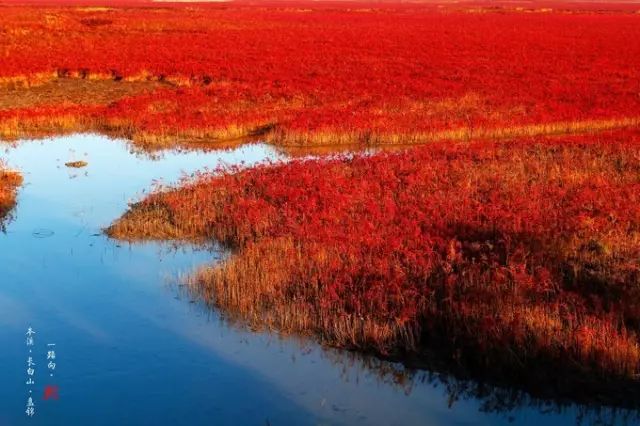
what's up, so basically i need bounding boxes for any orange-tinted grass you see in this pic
[109,131,640,400]
[2,100,639,152]
[0,167,22,221]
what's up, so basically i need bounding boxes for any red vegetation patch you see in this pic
[0,167,22,221]
[109,130,640,398]
[0,3,639,146]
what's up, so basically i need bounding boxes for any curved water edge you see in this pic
[0,133,636,425]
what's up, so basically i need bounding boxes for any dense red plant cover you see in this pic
[3,0,640,399]
[0,2,639,145]
[109,130,640,395]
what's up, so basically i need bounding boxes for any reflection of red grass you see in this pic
[108,130,640,387]
[0,3,639,146]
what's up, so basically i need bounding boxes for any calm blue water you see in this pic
[0,134,633,425]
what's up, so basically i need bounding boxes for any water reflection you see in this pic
[0,134,637,425]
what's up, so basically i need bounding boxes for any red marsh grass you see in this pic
[108,130,640,403]
[0,166,22,221]
[2,4,640,149]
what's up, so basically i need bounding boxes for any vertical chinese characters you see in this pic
[47,344,56,376]
[25,327,36,417]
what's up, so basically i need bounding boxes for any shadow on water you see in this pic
[0,133,639,425]
[182,277,640,426]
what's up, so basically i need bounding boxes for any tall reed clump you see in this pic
[0,166,22,221]
[108,131,640,397]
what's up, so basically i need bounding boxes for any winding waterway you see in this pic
[0,134,634,425]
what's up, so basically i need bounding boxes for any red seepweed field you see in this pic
[0,1,640,147]
[3,0,640,407]
[108,129,640,402]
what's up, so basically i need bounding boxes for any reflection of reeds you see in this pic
[109,131,640,404]
[319,347,640,423]
[185,277,640,423]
